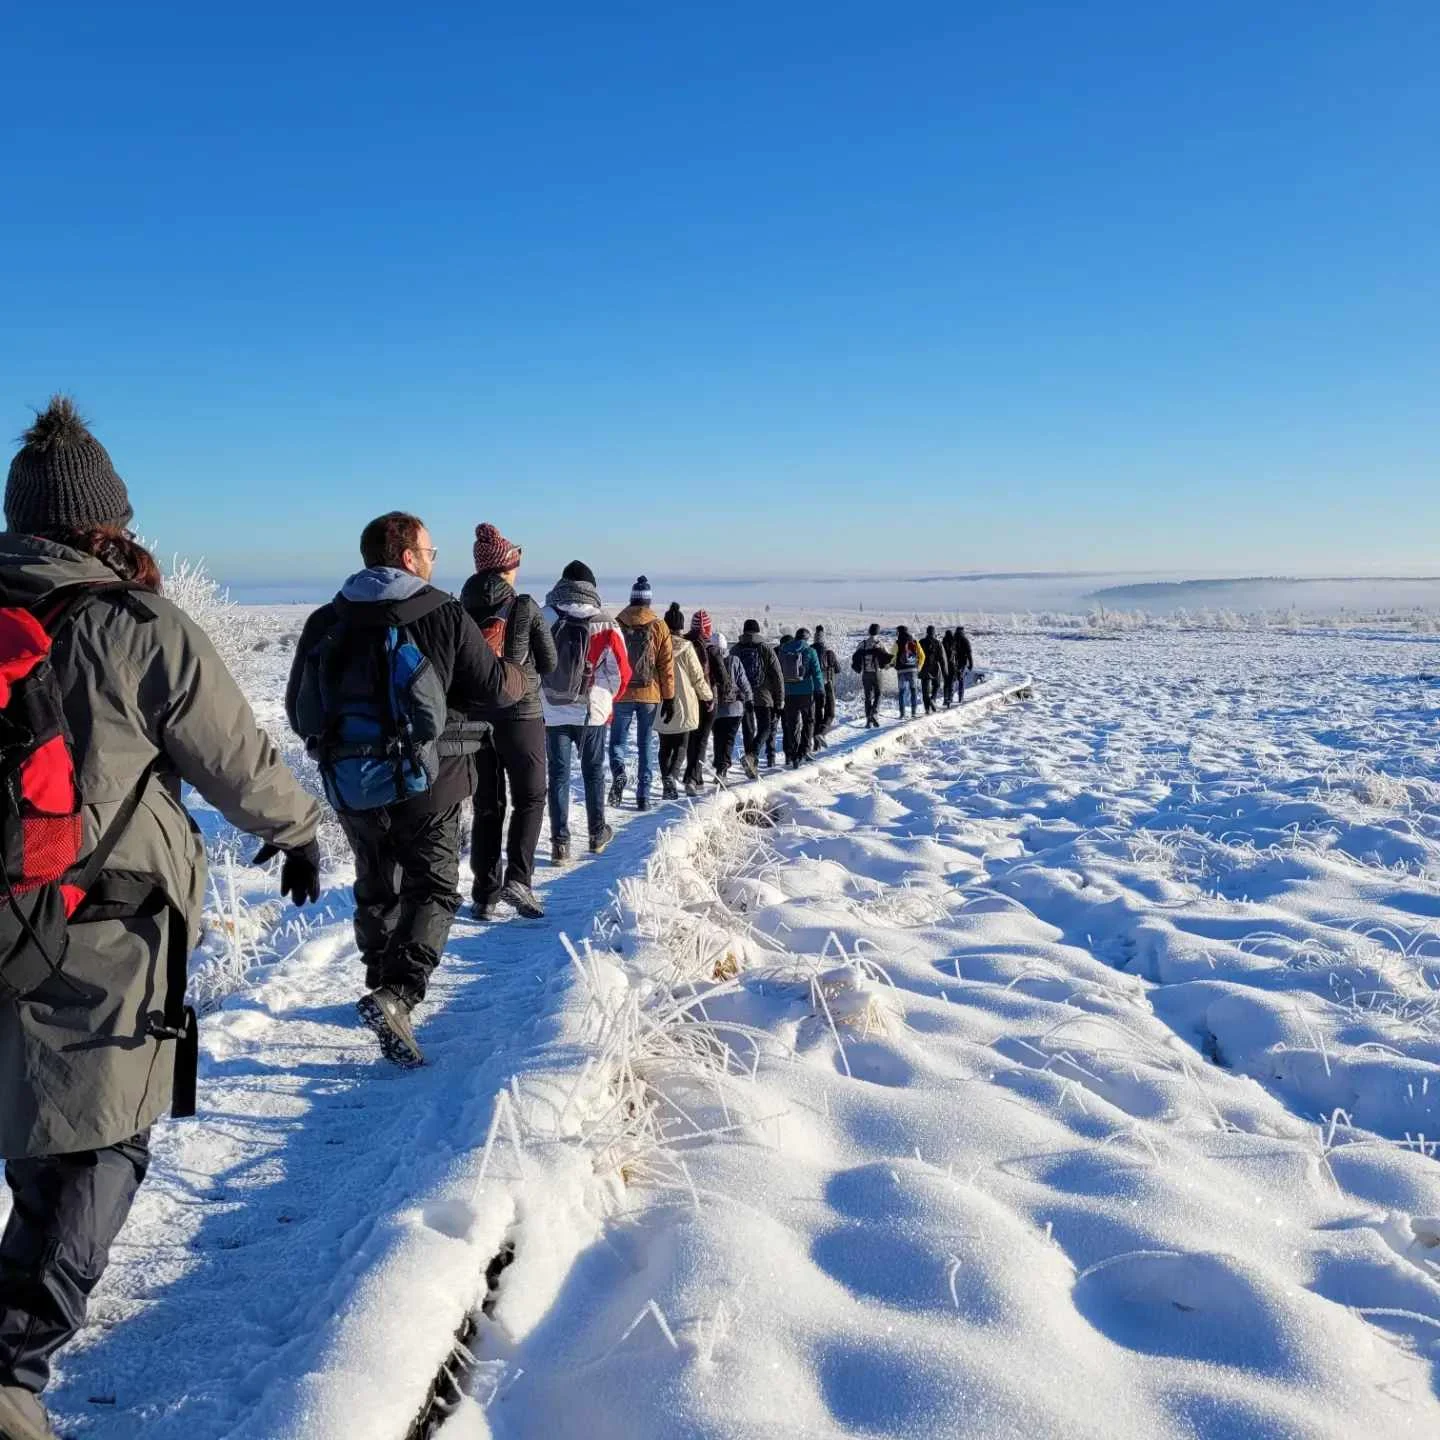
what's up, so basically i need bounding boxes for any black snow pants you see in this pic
[341,802,464,1002]
[922,670,941,713]
[782,695,814,764]
[685,710,717,787]
[713,715,742,776]
[0,1131,150,1395]
[659,732,688,789]
[743,702,774,765]
[470,717,546,904]
[862,674,882,726]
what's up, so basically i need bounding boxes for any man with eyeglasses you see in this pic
[287,511,525,1066]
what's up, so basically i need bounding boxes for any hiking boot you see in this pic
[0,1387,59,1440]
[356,986,425,1068]
[501,879,545,919]
[551,839,571,866]
[662,778,679,800]
[589,824,615,855]
[609,774,626,806]
[742,754,759,781]
[684,778,701,797]
[470,900,495,921]
[636,794,650,812]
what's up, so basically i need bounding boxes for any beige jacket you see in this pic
[656,634,712,735]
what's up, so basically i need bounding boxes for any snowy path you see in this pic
[36,670,1023,1438]
[459,632,1440,1439]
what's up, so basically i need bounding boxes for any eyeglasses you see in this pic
[413,546,438,562]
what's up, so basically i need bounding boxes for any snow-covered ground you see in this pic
[17,612,1440,1438]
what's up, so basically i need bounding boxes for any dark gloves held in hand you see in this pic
[253,839,322,906]
[660,698,677,724]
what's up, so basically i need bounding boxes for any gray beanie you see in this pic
[6,396,133,534]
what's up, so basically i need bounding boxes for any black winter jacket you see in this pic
[731,635,786,710]
[921,631,948,677]
[459,572,558,722]
[954,630,974,672]
[287,573,525,813]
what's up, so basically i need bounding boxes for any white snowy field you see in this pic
[10,609,1440,1438]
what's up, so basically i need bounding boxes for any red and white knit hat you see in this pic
[472,523,521,574]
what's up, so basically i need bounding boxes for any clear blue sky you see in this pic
[3,1,1436,585]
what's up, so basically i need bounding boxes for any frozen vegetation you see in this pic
[10,597,1440,1438]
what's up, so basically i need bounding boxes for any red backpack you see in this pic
[477,596,515,658]
[0,585,153,1005]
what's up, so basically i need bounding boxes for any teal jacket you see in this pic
[778,638,824,697]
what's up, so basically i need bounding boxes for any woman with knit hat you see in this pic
[460,524,556,918]
[655,606,712,800]
[0,398,321,1439]
[683,609,722,795]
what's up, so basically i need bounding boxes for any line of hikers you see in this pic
[0,403,977,1438]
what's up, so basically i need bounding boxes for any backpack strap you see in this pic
[68,758,160,896]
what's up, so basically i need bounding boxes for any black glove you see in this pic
[253,839,322,907]
[660,698,677,724]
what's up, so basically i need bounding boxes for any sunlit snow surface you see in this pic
[24,616,1440,1438]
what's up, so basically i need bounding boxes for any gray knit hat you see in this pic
[6,396,133,534]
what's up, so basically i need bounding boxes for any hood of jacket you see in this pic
[616,603,658,628]
[545,577,603,617]
[460,570,516,613]
[711,634,729,656]
[335,566,449,628]
[0,532,131,602]
[779,637,808,655]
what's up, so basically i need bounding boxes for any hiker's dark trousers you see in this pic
[743,702,774,763]
[782,695,814,763]
[862,675,882,725]
[922,672,941,712]
[471,717,546,904]
[0,1131,150,1395]
[342,802,464,1002]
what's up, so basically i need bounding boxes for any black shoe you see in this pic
[551,839,571,866]
[590,824,615,855]
[662,778,679,800]
[636,794,650,812]
[501,880,545,919]
[609,774,626,806]
[356,987,424,1068]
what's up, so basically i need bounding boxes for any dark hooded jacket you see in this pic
[0,534,321,1157]
[287,568,525,812]
[459,571,557,722]
[954,628,974,672]
[731,632,785,710]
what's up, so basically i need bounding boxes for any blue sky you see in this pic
[3,1,1436,585]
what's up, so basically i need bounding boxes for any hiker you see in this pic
[0,398,321,1440]
[942,629,957,707]
[460,524,556,920]
[656,607,712,798]
[894,625,923,718]
[540,562,631,861]
[610,576,675,812]
[921,624,945,714]
[953,623,974,703]
[733,619,784,770]
[709,633,754,781]
[778,627,824,767]
[289,511,525,1067]
[811,624,840,749]
[851,623,893,728]
[683,610,722,795]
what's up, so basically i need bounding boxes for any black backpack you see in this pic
[735,641,765,692]
[544,613,595,706]
[710,649,735,706]
[780,645,809,685]
[620,621,655,691]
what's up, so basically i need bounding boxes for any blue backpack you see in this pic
[296,622,449,814]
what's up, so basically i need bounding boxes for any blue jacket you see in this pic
[778,638,824,697]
